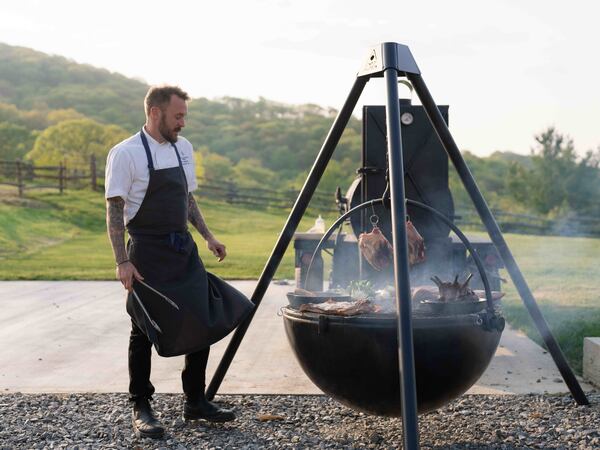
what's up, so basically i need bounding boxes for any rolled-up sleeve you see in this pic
[105,147,133,200]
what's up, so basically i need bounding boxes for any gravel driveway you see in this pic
[1,392,598,449]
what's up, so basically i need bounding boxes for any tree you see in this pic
[46,108,86,125]
[201,153,234,183]
[0,122,35,160]
[26,118,128,170]
[233,158,279,189]
[507,127,600,215]
[288,159,351,198]
[193,150,205,181]
[529,127,577,214]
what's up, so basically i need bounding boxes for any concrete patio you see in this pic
[0,281,592,396]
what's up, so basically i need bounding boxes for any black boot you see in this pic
[183,396,235,422]
[132,398,165,439]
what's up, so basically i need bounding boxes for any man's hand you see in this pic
[116,261,144,292]
[207,237,227,262]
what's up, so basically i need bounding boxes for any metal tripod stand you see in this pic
[206,42,589,450]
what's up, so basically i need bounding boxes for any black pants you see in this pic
[128,320,210,402]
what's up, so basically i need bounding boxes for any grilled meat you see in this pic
[358,221,426,271]
[431,274,479,302]
[299,299,377,316]
[358,226,393,271]
[406,220,426,265]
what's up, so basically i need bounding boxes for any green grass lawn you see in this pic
[0,189,327,280]
[499,233,600,374]
[1,188,599,374]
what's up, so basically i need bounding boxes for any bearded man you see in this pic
[105,85,252,439]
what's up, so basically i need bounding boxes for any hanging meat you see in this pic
[406,220,426,265]
[358,226,393,271]
[358,221,425,271]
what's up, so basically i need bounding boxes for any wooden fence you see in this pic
[2,158,600,236]
[454,208,600,238]
[196,180,337,211]
[0,157,336,211]
[0,156,99,195]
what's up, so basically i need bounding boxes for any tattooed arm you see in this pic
[188,193,227,261]
[106,196,143,291]
[106,197,128,264]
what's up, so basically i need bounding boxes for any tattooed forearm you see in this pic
[188,193,213,240]
[106,197,128,264]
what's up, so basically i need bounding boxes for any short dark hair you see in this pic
[144,85,190,117]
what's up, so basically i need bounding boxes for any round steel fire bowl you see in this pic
[282,307,504,417]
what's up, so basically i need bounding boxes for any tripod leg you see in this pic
[205,76,369,400]
[385,68,420,450]
[408,72,589,406]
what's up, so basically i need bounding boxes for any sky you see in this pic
[1,0,599,157]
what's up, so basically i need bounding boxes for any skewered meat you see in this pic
[299,299,378,316]
[406,220,426,265]
[358,226,393,271]
[431,274,479,302]
[358,222,426,271]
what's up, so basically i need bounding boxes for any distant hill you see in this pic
[0,43,147,130]
[490,150,533,169]
[5,41,597,217]
[0,42,361,181]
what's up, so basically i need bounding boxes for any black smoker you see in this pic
[294,99,504,293]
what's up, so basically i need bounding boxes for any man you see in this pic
[105,85,252,439]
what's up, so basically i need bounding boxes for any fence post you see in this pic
[59,161,65,194]
[16,160,24,197]
[90,154,97,191]
[226,182,236,204]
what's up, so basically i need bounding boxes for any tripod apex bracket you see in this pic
[357,42,421,78]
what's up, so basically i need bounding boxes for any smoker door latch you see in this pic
[356,166,384,175]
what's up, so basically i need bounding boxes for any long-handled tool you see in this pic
[137,280,180,310]
[132,289,162,333]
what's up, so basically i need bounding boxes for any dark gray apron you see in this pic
[125,130,253,357]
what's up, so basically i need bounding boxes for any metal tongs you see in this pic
[137,280,180,310]
[131,280,180,334]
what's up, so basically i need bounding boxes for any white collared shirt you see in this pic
[105,128,198,224]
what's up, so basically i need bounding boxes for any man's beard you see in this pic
[159,117,181,144]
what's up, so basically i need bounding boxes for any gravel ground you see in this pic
[0,392,599,449]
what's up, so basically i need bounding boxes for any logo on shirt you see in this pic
[180,154,191,165]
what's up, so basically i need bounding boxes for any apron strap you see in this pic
[140,127,188,194]
[171,143,189,194]
[140,128,155,171]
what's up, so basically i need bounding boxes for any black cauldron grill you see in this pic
[283,308,502,416]
[284,196,505,416]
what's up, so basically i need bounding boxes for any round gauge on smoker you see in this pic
[401,112,414,125]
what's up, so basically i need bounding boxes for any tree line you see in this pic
[1,42,599,219]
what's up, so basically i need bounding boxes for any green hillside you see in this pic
[1,41,599,218]
[0,42,541,200]
[0,43,146,130]
[0,42,361,185]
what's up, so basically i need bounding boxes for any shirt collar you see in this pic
[142,126,170,147]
